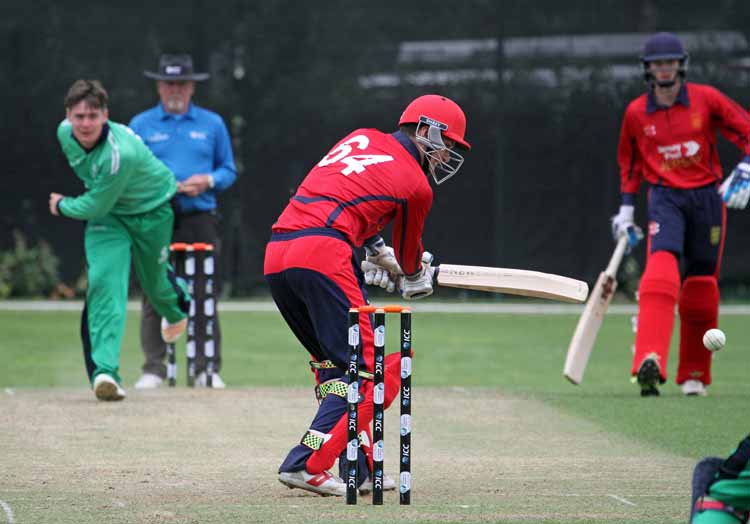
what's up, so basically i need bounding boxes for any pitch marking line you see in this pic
[608,494,637,506]
[0,500,14,524]
[3,389,14,396]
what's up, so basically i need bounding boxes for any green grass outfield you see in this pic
[0,302,747,523]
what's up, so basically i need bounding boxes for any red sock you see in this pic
[306,352,405,474]
[360,426,374,473]
[677,276,718,385]
[632,251,680,379]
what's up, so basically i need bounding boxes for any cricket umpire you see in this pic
[130,54,237,389]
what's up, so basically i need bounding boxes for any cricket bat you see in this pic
[435,264,589,303]
[563,236,629,384]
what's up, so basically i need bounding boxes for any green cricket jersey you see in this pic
[57,120,177,219]
[694,436,750,523]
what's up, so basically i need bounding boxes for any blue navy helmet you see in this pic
[641,32,689,86]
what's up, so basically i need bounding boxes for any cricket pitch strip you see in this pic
[0,388,691,523]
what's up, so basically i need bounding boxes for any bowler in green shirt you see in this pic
[49,79,190,401]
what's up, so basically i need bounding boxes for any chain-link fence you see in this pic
[3,1,750,296]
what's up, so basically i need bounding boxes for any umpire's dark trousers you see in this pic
[140,210,223,377]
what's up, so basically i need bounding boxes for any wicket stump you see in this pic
[167,242,216,387]
[346,305,412,505]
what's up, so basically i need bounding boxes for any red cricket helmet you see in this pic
[399,94,471,150]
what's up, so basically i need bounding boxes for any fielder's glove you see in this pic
[719,156,750,209]
[399,252,435,300]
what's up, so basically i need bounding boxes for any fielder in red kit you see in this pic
[264,94,470,496]
[611,33,750,397]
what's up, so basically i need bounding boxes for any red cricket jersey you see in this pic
[618,83,750,193]
[273,128,432,275]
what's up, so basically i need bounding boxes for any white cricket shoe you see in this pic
[681,379,707,397]
[196,371,226,389]
[278,469,346,497]
[161,317,187,343]
[93,374,126,401]
[134,373,163,389]
[358,474,397,495]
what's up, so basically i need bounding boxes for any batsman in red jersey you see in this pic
[264,94,470,495]
[611,33,750,397]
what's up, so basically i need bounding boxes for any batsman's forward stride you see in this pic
[264,94,471,496]
[49,80,190,401]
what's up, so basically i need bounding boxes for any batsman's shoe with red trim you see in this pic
[161,317,187,343]
[278,469,346,497]
[358,474,397,495]
[681,379,707,397]
[93,374,126,401]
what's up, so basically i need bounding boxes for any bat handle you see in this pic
[605,236,629,277]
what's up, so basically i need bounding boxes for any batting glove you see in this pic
[719,156,750,209]
[361,260,398,293]
[399,252,435,300]
[363,237,403,276]
[624,225,644,254]
[610,204,635,242]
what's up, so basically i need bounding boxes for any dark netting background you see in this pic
[2,1,749,296]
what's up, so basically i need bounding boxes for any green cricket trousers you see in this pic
[81,202,189,385]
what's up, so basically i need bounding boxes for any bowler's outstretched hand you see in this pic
[49,192,64,216]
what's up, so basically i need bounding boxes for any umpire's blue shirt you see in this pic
[129,103,237,214]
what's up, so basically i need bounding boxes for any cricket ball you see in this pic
[702,328,726,352]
